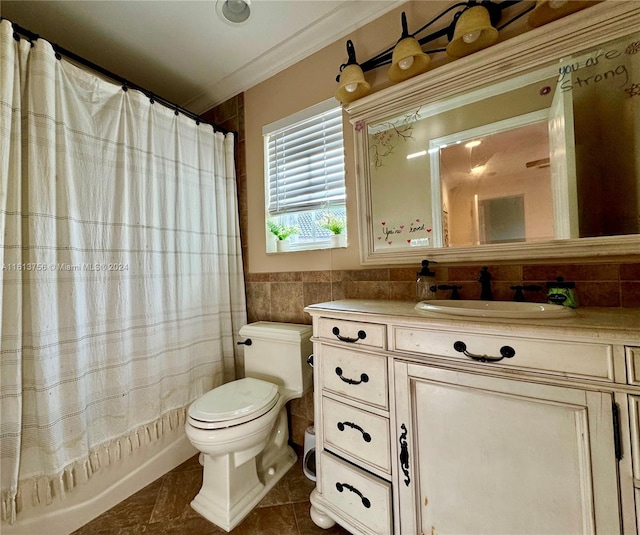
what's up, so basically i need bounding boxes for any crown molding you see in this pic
[185,0,405,113]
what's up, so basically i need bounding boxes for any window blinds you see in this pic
[266,106,345,216]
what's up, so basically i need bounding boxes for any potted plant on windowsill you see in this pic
[318,213,346,248]
[267,220,299,252]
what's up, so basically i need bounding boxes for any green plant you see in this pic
[318,213,346,235]
[267,220,299,241]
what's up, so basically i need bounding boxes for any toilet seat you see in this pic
[188,377,280,430]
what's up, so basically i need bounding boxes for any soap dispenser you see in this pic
[416,260,438,300]
[546,276,578,308]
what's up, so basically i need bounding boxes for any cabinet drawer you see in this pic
[393,326,614,381]
[318,317,386,349]
[320,452,392,535]
[323,397,391,473]
[626,347,640,386]
[321,345,388,409]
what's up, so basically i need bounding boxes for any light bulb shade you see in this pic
[446,6,499,59]
[528,0,600,28]
[335,64,371,104]
[388,37,431,83]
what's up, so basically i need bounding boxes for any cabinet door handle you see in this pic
[332,326,367,343]
[335,482,371,508]
[337,421,372,442]
[399,423,411,486]
[335,367,369,385]
[453,340,515,362]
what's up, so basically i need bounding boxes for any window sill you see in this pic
[267,241,347,254]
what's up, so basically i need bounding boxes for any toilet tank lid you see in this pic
[239,321,312,342]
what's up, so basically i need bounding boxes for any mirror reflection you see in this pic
[367,30,640,254]
[437,117,553,247]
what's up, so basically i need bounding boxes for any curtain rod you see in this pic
[5,19,233,136]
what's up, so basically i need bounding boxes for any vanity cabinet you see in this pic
[394,362,620,534]
[305,300,640,535]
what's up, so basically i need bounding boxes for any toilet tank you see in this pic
[238,322,313,395]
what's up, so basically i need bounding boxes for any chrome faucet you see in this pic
[478,266,493,301]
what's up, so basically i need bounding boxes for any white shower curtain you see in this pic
[0,20,246,523]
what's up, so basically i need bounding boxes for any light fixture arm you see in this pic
[400,12,410,39]
[335,39,359,82]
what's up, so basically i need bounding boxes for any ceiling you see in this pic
[440,121,551,188]
[1,0,403,113]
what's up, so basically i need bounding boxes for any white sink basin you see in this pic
[415,299,576,319]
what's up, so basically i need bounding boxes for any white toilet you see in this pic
[185,321,313,532]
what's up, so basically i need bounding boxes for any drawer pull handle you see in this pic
[335,482,371,508]
[399,423,410,486]
[453,341,515,363]
[335,367,369,385]
[337,421,372,442]
[332,326,367,343]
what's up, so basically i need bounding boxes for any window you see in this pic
[264,98,346,252]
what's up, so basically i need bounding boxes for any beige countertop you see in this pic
[305,300,640,345]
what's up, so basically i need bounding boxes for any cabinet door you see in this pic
[395,362,621,535]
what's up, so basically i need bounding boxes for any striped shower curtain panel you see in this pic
[0,19,246,524]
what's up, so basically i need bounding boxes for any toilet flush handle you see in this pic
[237,338,252,346]
[307,354,314,368]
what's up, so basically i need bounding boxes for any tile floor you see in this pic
[72,451,351,535]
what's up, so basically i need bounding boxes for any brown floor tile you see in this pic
[149,469,203,523]
[281,459,316,504]
[72,479,164,534]
[145,514,228,534]
[292,502,351,535]
[233,503,299,534]
[74,453,346,535]
[258,472,292,508]
[170,453,202,473]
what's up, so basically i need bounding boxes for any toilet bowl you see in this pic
[185,322,313,532]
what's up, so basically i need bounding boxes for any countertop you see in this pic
[305,300,640,345]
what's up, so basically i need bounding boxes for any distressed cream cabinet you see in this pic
[305,300,640,535]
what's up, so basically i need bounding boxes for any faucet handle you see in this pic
[436,284,462,300]
[510,285,542,302]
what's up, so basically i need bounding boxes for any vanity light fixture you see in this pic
[528,0,601,28]
[335,40,371,104]
[335,0,604,104]
[335,1,533,104]
[465,140,482,149]
[446,4,500,58]
[217,0,251,25]
[388,12,431,83]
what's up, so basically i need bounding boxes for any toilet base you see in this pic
[191,445,296,532]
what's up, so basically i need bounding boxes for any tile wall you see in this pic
[246,262,640,326]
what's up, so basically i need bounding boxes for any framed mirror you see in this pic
[348,2,640,265]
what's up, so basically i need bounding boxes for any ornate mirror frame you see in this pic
[347,2,640,265]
